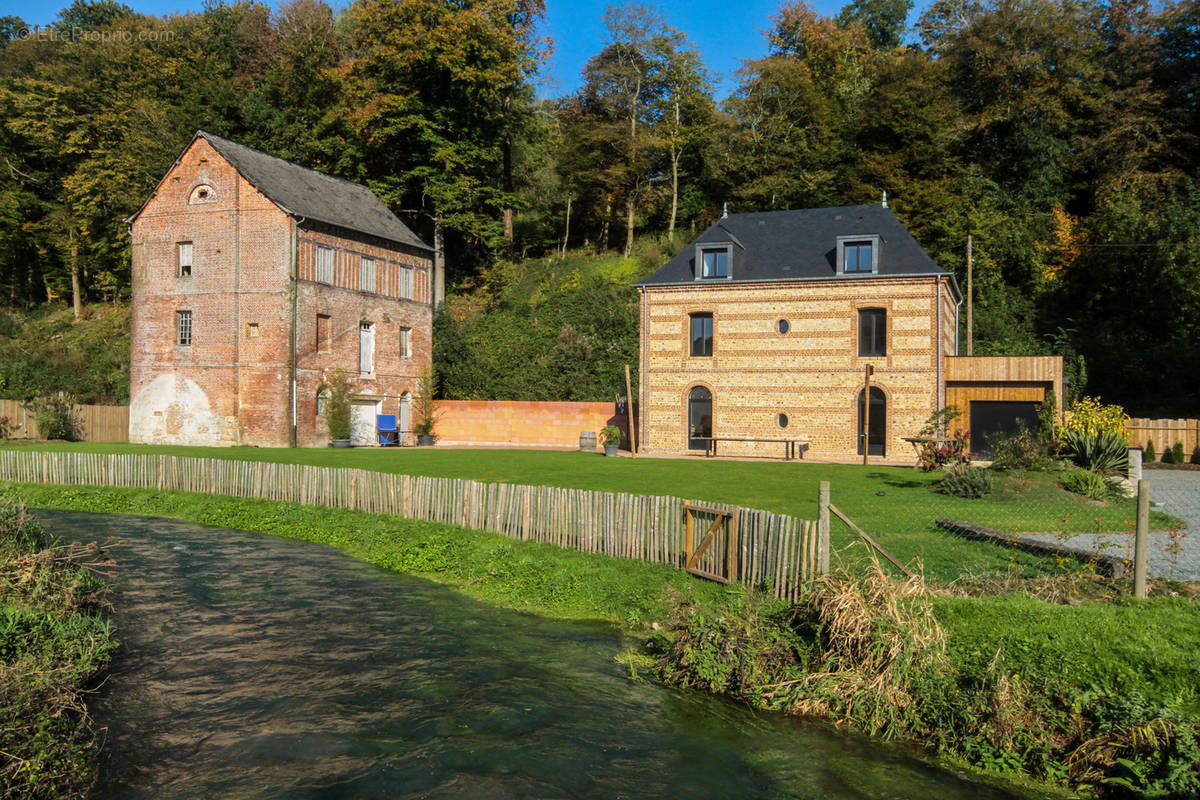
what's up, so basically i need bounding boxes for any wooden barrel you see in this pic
[579,431,597,451]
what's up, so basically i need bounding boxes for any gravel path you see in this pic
[1021,470,1200,581]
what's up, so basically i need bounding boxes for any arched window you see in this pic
[316,387,330,417]
[687,386,712,451]
[189,184,217,204]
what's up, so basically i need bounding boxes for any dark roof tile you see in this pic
[635,206,951,289]
[197,131,432,250]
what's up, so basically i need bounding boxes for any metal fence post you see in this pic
[818,481,831,575]
[1135,478,1149,599]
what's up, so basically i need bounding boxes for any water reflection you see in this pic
[32,510,1023,800]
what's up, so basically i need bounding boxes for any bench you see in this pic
[696,437,809,460]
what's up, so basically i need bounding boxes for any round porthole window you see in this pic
[777,413,789,428]
[777,319,789,334]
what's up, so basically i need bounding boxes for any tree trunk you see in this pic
[624,195,636,259]
[69,224,82,321]
[599,198,612,252]
[432,217,445,308]
[561,195,572,260]
[668,96,681,241]
[669,145,680,242]
[502,94,514,253]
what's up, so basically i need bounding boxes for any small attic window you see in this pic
[694,243,733,280]
[836,234,881,275]
[189,185,216,204]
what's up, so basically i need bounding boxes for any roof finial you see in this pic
[721,201,728,219]
[881,190,888,208]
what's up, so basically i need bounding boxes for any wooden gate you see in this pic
[683,500,739,583]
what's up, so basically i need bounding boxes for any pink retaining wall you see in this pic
[433,400,635,449]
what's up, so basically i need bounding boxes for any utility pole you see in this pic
[966,234,973,356]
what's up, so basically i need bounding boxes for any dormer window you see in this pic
[695,243,733,280]
[837,234,881,275]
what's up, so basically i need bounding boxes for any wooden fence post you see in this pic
[522,485,532,540]
[1134,478,1149,599]
[817,481,830,575]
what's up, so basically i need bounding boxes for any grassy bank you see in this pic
[6,442,1177,581]
[0,482,729,625]
[654,568,1200,799]
[0,501,117,799]
[7,482,1198,797]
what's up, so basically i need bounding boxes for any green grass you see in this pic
[6,441,1173,582]
[1,483,731,626]
[0,500,117,799]
[934,594,1200,709]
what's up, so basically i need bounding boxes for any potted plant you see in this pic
[324,368,353,447]
[600,425,622,456]
[414,365,437,446]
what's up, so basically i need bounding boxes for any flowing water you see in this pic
[36,510,1026,799]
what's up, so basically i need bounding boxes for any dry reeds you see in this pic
[768,558,947,736]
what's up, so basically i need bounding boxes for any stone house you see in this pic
[127,131,435,448]
[634,205,1063,461]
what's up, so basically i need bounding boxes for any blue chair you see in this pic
[377,414,399,446]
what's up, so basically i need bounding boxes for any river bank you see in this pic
[0,500,117,798]
[5,482,1198,798]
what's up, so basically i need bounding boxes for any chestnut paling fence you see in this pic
[0,450,827,600]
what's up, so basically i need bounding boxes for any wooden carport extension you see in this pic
[943,356,1065,451]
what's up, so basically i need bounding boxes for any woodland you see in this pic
[0,0,1197,415]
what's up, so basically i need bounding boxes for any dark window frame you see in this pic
[858,308,886,357]
[694,242,733,280]
[689,312,714,357]
[836,234,881,275]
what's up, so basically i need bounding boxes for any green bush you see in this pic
[937,464,994,498]
[986,423,1054,471]
[24,393,81,441]
[0,500,47,551]
[323,369,352,441]
[1061,469,1118,500]
[1061,429,1129,473]
[1144,440,1157,463]
[1170,442,1185,465]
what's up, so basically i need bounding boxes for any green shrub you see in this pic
[937,464,993,498]
[323,369,352,441]
[1061,469,1118,500]
[986,423,1054,471]
[24,393,81,441]
[599,425,622,446]
[413,365,438,438]
[1037,391,1059,452]
[1062,429,1129,473]
[1170,442,1185,465]
[0,500,47,551]
[1144,440,1157,463]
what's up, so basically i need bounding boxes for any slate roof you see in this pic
[159,131,430,250]
[635,205,957,296]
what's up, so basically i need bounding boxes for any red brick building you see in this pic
[127,131,434,447]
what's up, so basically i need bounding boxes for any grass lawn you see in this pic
[4,441,1173,582]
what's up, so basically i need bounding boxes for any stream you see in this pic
[34,509,1027,799]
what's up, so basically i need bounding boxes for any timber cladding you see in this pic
[639,276,954,459]
[1127,418,1200,459]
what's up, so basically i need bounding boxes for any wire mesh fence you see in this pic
[822,470,1197,584]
